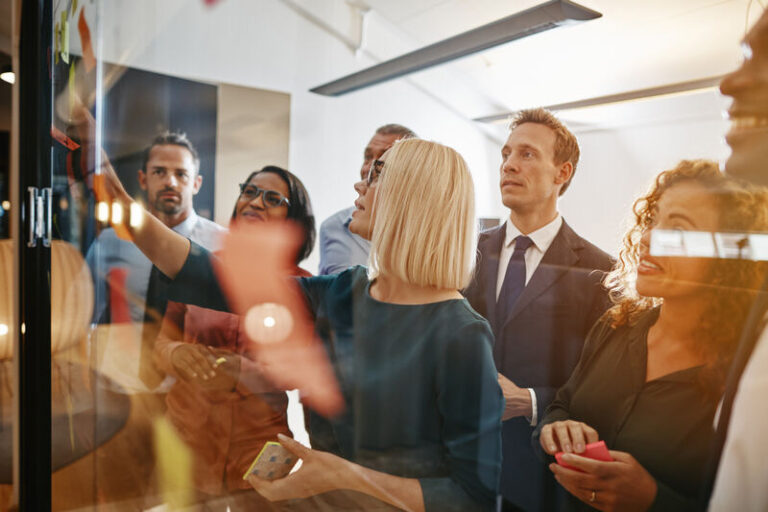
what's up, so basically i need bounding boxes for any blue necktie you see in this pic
[496,235,533,323]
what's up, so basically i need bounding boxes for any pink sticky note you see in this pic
[556,441,613,472]
[77,8,95,72]
[216,223,344,417]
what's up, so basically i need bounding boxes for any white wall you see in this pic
[88,0,733,264]
[215,84,291,226]
[93,0,502,273]
[560,91,731,255]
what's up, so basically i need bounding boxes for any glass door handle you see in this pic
[42,188,51,247]
[26,187,52,247]
[26,187,36,247]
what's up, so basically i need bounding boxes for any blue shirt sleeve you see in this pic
[318,210,370,275]
[318,215,354,275]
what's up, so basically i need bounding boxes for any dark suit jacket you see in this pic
[464,220,613,511]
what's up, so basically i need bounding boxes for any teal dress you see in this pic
[168,242,504,511]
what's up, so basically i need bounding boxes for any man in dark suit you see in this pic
[464,108,613,511]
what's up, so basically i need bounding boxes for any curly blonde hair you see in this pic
[604,160,768,390]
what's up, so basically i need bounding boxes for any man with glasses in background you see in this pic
[318,123,415,275]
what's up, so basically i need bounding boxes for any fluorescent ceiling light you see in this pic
[474,75,725,124]
[310,0,601,97]
[650,229,768,262]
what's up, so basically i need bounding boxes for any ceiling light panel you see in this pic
[310,0,601,96]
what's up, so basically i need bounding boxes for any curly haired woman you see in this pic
[533,160,768,511]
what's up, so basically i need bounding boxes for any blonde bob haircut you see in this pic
[368,138,477,290]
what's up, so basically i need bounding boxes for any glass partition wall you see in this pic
[15,1,302,508]
[8,0,752,510]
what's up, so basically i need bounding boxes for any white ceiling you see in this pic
[6,0,762,135]
[7,0,760,119]
[332,0,760,121]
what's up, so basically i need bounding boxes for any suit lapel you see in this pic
[478,225,506,328]
[500,222,581,331]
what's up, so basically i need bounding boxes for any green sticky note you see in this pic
[54,21,60,65]
[60,11,69,64]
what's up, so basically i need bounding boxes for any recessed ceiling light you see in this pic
[0,65,14,85]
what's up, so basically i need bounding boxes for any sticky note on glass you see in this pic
[68,62,76,113]
[243,441,297,481]
[77,8,95,72]
[60,12,70,64]
[51,125,80,151]
[153,417,193,509]
[54,21,60,64]
[217,223,344,416]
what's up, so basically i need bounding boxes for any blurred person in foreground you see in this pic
[100,137,503,511]
[533,160,768,511]
[152,166,314,508]
[82,130,225,504]
[704,6,768,510]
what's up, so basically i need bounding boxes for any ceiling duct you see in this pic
[473,75,726,123]
[310,0,601,97]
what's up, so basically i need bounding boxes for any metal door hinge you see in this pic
[26,187,52,248]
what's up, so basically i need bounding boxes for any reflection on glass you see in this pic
[14,0,767,510]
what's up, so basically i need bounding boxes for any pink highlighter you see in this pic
[555,440,613,472]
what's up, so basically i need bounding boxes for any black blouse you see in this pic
[534,308,718,512]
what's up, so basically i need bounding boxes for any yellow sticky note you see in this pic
[60,11,69,64]
[153,417,194,509]
[54,21,60,65]
[68,62,76,114]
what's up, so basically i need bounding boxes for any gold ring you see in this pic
[590,490,596,503]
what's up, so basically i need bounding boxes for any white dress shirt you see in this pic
[495,214,563,426]
[708,322,768,511]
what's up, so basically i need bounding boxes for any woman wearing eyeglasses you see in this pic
[152,166,315,507]
[102,138,502,511]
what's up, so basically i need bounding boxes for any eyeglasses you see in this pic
[366,160,385,187]
[238,184,291,208]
